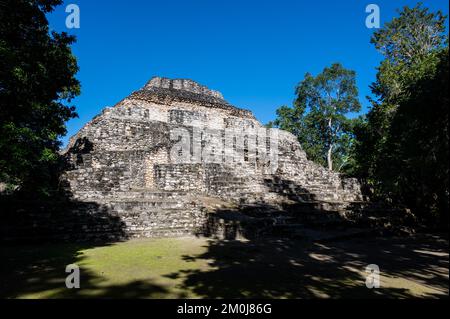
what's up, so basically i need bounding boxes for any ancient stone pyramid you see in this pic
[62,77,364,238]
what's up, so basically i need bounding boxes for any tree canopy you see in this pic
[269,63,361,172]
[0,0,80,196]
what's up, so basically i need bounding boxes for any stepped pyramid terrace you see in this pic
[49,76,395,240]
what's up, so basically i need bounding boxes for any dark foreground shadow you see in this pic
[166,234,449,299]
[0,230,448,298]
[185,176,447,299]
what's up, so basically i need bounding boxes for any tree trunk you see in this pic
[327,144,333,171]
[327,117,333,171]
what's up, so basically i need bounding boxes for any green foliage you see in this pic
[0,0,80,196]
[382,49,449,225]
[270,63,361,172]
[371,2,447,67]
[353,3,449,227]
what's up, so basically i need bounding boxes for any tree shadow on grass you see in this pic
[1,231,447,299]
[165,234,448,299]
[0,239,188,299]
[177,177,448,299]
[0,194,182,298]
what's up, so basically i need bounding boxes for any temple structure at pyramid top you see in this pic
[122,76,255,119]
[144,76,226,101]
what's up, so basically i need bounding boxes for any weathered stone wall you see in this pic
[0,197,209,242]
[55,77,364,239]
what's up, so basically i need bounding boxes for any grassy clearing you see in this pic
[0,237,211,298]
[0,235,448,299]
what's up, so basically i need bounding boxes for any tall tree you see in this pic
[353,3,448,226]
[370,2,447,103]
[354,3,448,182]
[0,0,80,196]
[384,48,449,226]
[270,63,361,172]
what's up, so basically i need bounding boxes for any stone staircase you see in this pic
[198,174,414,241]
[204,163,266,198]
[200,201,414,241]
[69,189,206,238]
[64,164,408,241]
[262,175,364,202]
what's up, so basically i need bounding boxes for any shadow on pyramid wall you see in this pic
[0,151,129,244]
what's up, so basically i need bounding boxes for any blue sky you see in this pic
[47,0,449,146]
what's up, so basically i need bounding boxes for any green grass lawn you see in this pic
[1,235,448,299]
